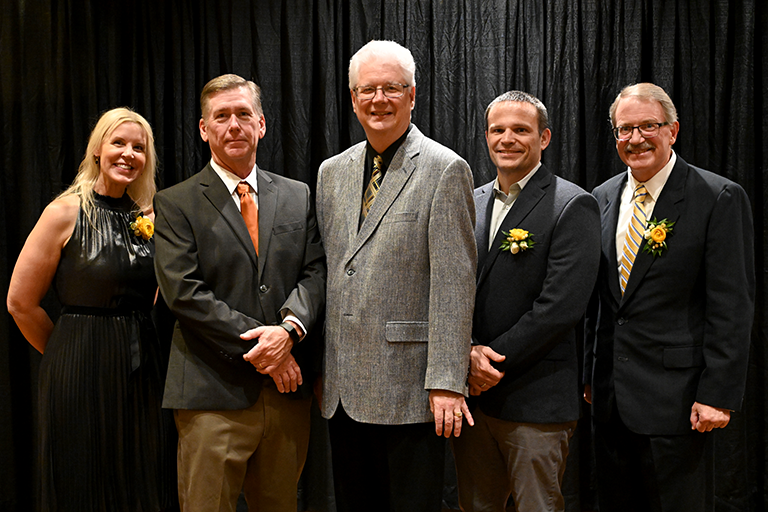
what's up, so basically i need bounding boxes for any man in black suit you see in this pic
[585,82,754,512]
[451,91,600,511]
[153,74,325,512]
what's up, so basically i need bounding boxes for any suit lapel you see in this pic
[256,169,277,277]
[621,158,687,304]
[342,146,366,248]
[474,183,494,275]
[200,165,259,270]
[345,129,421,262]
[601,175,625,305]
[477,166,551,287]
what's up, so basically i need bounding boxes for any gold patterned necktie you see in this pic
[362,154,383,218]
[618,183,648,295]
[237,181,259,255]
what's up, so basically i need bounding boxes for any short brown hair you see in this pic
[200,74,262,118]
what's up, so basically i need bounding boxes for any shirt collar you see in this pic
[493,161,542,198]
[209,159,259,196]
[626,151,676,203]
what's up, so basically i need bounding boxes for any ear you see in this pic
[199,117,209,142]
[409,85,416,111]
[258,114,267,139]
[668,120,680,145]
[350,89,358,114]
[539,128,552,150]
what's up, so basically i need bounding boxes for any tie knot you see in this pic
[237,182,251,196]
[373,154,383,172]
[634,184,648,203]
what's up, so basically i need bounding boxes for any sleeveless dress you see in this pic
[37,193,175,511]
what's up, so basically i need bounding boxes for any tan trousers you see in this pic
[174,383,311,512]
[452,408,576,512]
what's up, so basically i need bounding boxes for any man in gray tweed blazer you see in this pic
[316,40,477,512]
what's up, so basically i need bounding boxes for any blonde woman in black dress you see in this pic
[8,107,174,511]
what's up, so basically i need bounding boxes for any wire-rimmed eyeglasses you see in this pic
[353,83,410,100]
[612,122,670,141]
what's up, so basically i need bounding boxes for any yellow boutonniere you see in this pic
[130,214,154,241]
[642,217,674,257]
[500,228,535,254]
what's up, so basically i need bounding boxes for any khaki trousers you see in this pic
[174,383,311,512]
[452,408,576,512]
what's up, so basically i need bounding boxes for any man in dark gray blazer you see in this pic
[154,74,325,512]
[316,40,476,512]
[585,83,754,512]
[451,91,600,511]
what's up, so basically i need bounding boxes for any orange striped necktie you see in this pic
[237,181,259,255]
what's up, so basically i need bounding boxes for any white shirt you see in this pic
[209,159,259,210]
[615,152,676,265]
[489,162,541,251]
[209,160,306,338]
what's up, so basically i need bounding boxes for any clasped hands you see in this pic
[241,322,302,393]
[467,345,506,396]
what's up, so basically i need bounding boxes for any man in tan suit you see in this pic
[316,40,477,512]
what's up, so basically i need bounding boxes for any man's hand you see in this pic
[583,384,592,404]
[429,389,474,438]
[467,345,506,396]
[269,354,303,393]
[690,402,731,432]
[242,325,294,373]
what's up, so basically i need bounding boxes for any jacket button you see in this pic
[617,356,628,362]
[346,269,355,276]
[617,317,627,326]
[259,285,268,293]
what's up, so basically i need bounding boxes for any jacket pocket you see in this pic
[381,211,418,224]
[273,220,303,235]
[385,321,428,342]
[662,345,704,368]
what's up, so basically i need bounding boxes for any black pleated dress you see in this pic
[37,193,175,512]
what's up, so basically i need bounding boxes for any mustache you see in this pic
[625,141,655,152]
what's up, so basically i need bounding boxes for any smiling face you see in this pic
[199,86,266,178]
[485,101,551,189]
[93,122,147,197]
[351,59,415,153]
[614,96,679,182]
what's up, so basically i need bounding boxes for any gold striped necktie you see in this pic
[618,183,647,295]
[362,154,383,218]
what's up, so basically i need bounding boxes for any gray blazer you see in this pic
[154,164,326,410]
[316,125,476,425]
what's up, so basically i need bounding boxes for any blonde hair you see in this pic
[609,83,678,126]
[58,107,157,217]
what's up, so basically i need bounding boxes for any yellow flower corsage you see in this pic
[500,228,535,254]
[642,218,674,257]
[130,214,154,241]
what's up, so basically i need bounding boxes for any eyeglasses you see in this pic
[353,83,410,100]
[612,122,670,141]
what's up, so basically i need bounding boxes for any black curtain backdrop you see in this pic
[1,1,766,511]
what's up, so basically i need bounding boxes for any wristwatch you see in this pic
[279,321,300,344]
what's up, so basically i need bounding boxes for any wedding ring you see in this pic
[480,382,487,388]
[454,411,463,418]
